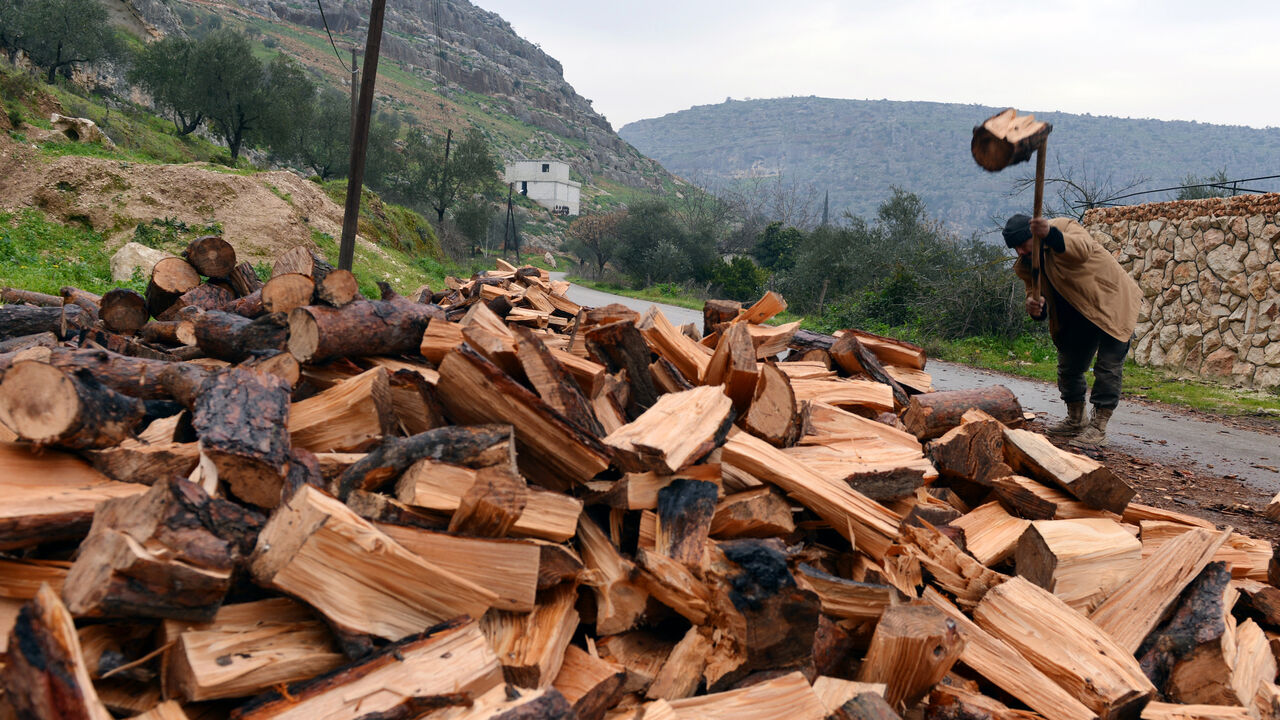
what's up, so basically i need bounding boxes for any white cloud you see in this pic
[474,0,1280,129]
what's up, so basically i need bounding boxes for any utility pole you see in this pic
[338,0,387,272]
[349,47,359,137]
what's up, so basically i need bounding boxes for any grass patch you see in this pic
[309,229,447,300]
[0,209,147,296]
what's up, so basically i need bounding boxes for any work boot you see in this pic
[1047,402,1087,437]
[1070,407,1113,448]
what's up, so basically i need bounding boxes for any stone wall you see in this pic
[1082,194,1280,390]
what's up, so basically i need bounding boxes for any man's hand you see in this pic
[1030,216,1050,240]
[1025,295,1046,319]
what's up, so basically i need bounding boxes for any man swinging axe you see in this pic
[972,109,1141,447]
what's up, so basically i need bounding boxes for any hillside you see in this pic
[619,96,1280,235]
[116,0,675,204]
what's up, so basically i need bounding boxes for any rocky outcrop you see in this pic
[129,0,666,191]
[1084,195,1280,390]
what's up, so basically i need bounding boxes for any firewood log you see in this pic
[480,583,579,688]
[288,299,443,363]
[1090,527,1232,653]
[586,318,660,419]
[793,563,899,621]
[191,367,292,508]
[155,282,233,321]
[1003,427,1134,513]
[437,345,610,489]
[0,361,145,449]
[703,298,742,335]
[902,387,1023,441]
[811,677,888,716]
[921,588,1096,720]
[604,385,734,474]
[336,423,514,498]
[271,245,332,281]
[990,474,1118,521]
[260,272,315,315]
[183,235,237,278]
[229,617,502,720]
[227,261,263,297]
[0,330,58,354]
[949,502,1029,566]
[830,332,910,409]
[667,671,826,720]
[511,324,604,438]
[654,478,718,566]
[704,322,758,412]
[0,302,92,340]
[139,319,197,347]
[742,361,802,448]
[448,465,529,537]
[99,288,148,335]
[577,516,648,635]
[926,411,1013,484]
[2,585,113,720]
[163,597,344,702]
[145,257,200,318]
[249,485,497,641]
[638,307,711,384]
[192,310,288,362]
[62,477,262,621]
[84,439,200,484]
[378,523,541,612]
[972,577,1155,719]
[226,288,263,318]
[597,631,675,695]
[857,604,965,711]
[1,286,62,306]
[709,486,795,539]
[733,291,788,325]
[1015,518,1142,612]
[289,366,395,454]
[553,645,626,720]
[646,625,712,700]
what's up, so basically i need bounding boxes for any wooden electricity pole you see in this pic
[338,0,387,272]
[349,47,359,136]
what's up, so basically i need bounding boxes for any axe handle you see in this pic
[1032,140,1047,298]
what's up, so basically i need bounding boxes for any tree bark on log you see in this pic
[287,300,444,364]
[99,289,149,335]
[0,361,145,449]
[586,319,660,419]
[1,286,62,307]
[138,319,196,347]
[60,286,101,322]
[335,424,515,499]
[0,331,58,354]
[62,477,262,621]
[227,261,263,297]
[226,289,263,318]
[902,387,1023,441]
[192,310,288,362]
[2,585,114,720]
[155,283,233,322]
[35,348,174,400]
[0,303,91,340]
[183,235,237,279]
[190,367,293,509]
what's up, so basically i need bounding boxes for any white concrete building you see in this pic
[504,160,580,216]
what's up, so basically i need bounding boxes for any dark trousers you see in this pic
[1052,296,1131,410]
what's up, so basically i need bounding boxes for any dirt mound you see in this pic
[0,144,351,263]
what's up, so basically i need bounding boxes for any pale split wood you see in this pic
[732,291,788,325]
[552,644,626,720]
[480,583,579,689]
[163,597,344,702]
[577,516,648,636]
[1003,427,1134,513]
[604,385,734,474]
[231,618,503,720]
[899,522,1006,610]
[127,701,191,720]
[378,523,540,612]
[1139,703,1252,720]
[667,671,826,720]
[857,603,966,710]
[645,626,712,701]
[596,631,675,696]
[288,366,395,453]
[803,400,922,453]
[920,588,1097,720]
[793,563,899,620]
[990,474,1120,521]
[790,377,895,415]
[1090,527,1233,653]
[1015,518,1142,613]
[249,485,497,641]
[721,429,901,560]
[974,577,1155,718]
[638,306,712,383]
[1140,521,1272,582]
[950,501,1031,567]
[811,677,887,715]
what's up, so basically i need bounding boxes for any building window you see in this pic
[541,163,550,173]
[520,181,527,195]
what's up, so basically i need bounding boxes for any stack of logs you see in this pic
[0,237,1278,720]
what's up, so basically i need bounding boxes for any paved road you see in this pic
[553,272,1280,494]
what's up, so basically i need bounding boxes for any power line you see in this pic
[315,0,349,74]
[1073,173,1280,210]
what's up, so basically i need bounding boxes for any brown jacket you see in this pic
[1015,217,1141,343]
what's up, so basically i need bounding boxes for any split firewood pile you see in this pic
[1,237,1279,720]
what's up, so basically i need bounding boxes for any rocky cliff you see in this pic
[122,0,668,192]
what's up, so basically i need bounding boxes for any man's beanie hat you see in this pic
[1003,214,1032,248]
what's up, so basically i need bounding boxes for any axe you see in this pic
[972,109,1053,298]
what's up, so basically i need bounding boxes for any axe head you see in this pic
[971,108,1053,172]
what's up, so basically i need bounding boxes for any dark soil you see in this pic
[1025,417,1280,543]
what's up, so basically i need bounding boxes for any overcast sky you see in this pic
[472,0,1280,131]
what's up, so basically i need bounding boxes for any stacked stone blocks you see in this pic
[1082,194,1280,390]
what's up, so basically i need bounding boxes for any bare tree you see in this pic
[1008,153,1148,220]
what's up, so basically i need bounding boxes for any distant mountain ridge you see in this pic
[619,96,1280,236]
